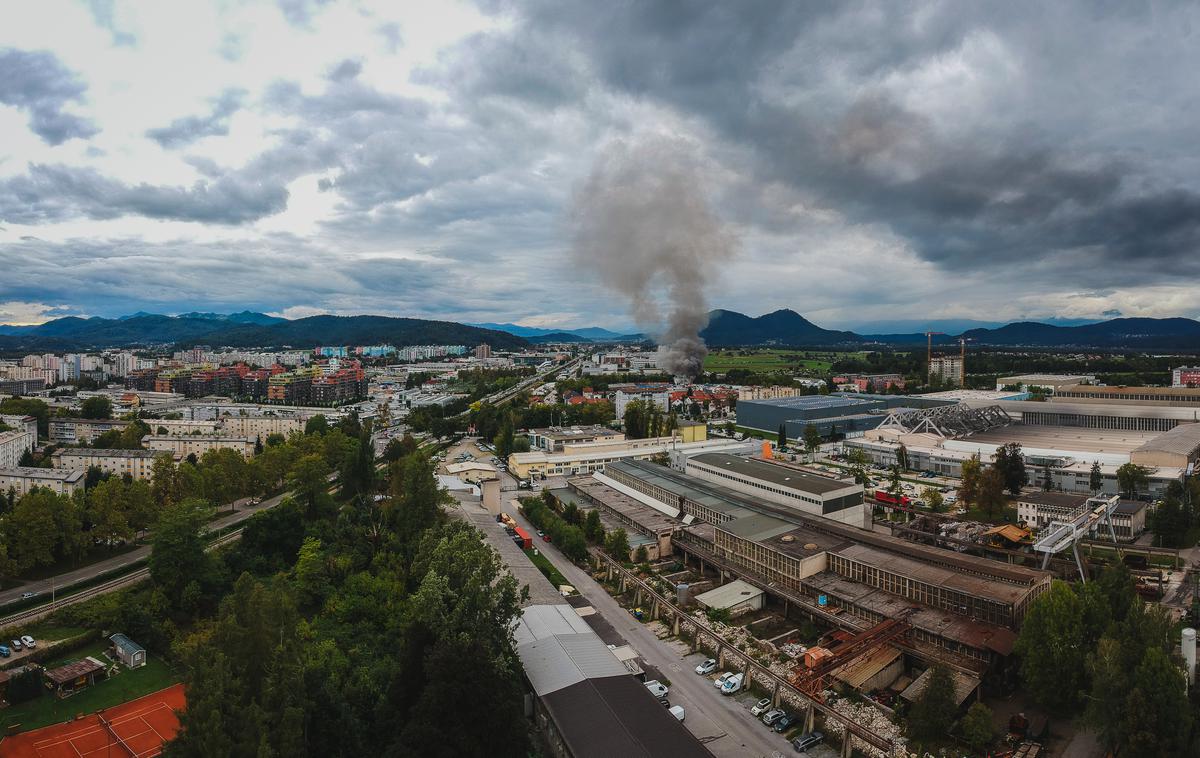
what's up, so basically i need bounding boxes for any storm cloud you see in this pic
[2,1,1200,325]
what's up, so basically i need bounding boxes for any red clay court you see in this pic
[0,684,185,758]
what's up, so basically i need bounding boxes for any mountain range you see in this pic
[1,308,1199,352]
[0,312,527,352]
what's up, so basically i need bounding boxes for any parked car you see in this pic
[20,591,37,600]
[762,709,786,727]
[644,680,669,699]
[714,672,735,689]
[9,639,21,651]
[669,705,685,722]
[720,673,744,695]
[20,635,35,649]
[750,697,772,716]
[0,645,9,657]
[773,712,797,732]
[695,658,718,675]
[792,731,824,752]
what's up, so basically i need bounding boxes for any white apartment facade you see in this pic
[145,435,257,459]
[0,430,36,468]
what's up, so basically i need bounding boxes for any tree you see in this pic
[977,466,1007,519]
[633,545,649,564]
[896,443,909,471]
[1116,463,1150,499]
[1014,581,1087,712]
[907,664,956,743]
[288,454,332,520]
[148,498,216,610]
[605,528,630,560]
[803,423,822,459]
[847,447,871,487]
[1041,461,1055,491]
[959,453,982,506]
[87,477,134,548]
[1119,647,1192,758]
[0,397,50,437]
[777,423,787,448]
[79,395,113,419]
[887,465,903,500]
[958,702,995,752]
[1089,461,1103,493]
[493,414,516,459]
[922,487,944,513]
[992,442,1026,495]
[304,414,330,435]
[584,509,605,543]
[383,433,419,463]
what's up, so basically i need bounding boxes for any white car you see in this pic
[644,680,668,699]
[669,705,685,722]
[714,671,735,689]
[695,658,718,675]
[721,673,744,695]
[9,639,21,651]
[750,697,772,716]
[19,635,35,649]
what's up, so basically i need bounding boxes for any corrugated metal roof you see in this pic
[1133,422,1200,455]
[514,605,630,697]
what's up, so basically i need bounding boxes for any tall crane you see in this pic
[924,332,945,384]
[958,337,974,388]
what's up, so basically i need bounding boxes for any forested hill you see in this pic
[0,312,527,351]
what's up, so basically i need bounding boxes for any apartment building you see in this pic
[217,415,305,438]
[145,435,256,460]
[0,430,36,468]
[48,418,129,445]
[0,467,84,496]
[0,414,39,441]
[51,448,164,480]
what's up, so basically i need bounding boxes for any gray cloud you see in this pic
[0,164,288,224]
[146,89,247,148]
[85,0,136,46]
[0,48,99,145]
[327,59,362,82]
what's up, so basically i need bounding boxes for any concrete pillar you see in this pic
[772,682,781,707]
[619,576,627,593]
[840,733,853,758]
[634,588,643,606]
[803,704,814,733]
[690,632,698,653]
[672,613,680,636]
[651,598,659,620]
[716,644,725,667]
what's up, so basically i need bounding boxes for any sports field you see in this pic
[0,684,184,758]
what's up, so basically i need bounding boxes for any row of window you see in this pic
[690,461,825,506]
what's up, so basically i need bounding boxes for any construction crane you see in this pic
[789,614,912,701]
[958,337,974,388]
[924,331,945,382]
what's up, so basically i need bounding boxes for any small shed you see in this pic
[694,580,765,617]
[110,633,147,669]
[899,666,980,708]
[45,657,106,698]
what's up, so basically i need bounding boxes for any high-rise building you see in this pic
[475,344,492,360]
[928,355,963,386]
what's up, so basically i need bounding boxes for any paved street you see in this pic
[501,500,797,758]
[0,491,289,609]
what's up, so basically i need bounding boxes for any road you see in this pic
[0,491,290,609]
[501,500,796,758]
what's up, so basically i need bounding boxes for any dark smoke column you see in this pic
[570,135,736,381]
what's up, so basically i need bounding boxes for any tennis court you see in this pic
[0,684,185,758]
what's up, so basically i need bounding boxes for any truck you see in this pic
[512,526,533,550]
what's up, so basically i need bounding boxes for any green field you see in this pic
[0,641,179,733]
[703,349,871,375]
[524,547,570,589]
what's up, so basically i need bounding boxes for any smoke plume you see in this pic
[570,135,736,380]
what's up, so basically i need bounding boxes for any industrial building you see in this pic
[1015,491,1147,542]
[735,393,957,440]
[996,374,1095,392]
[1173,367,1200,387]
[51,448,165,480]
[598,458,1050,671]
[1052,384,1200,407]
[844,401,1196,497]
[693,579,765,616]
[506,429,750,481]
[682,452,869,527]
[514,604,709,758]
[527,426,625,452]
[0,467,84,496]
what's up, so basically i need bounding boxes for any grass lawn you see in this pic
[0,643,179,733]
[960,505,1019,525]
[524,547,569,589]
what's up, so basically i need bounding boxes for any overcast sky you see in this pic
[2,1,1199,331]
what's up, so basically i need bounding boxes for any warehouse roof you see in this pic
[739,395,878,410]
[1132,422,1200,456]
[513,604,629,695]
[694,580,764,610]
[1015,491,1089,509]
[689,453,854,496]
